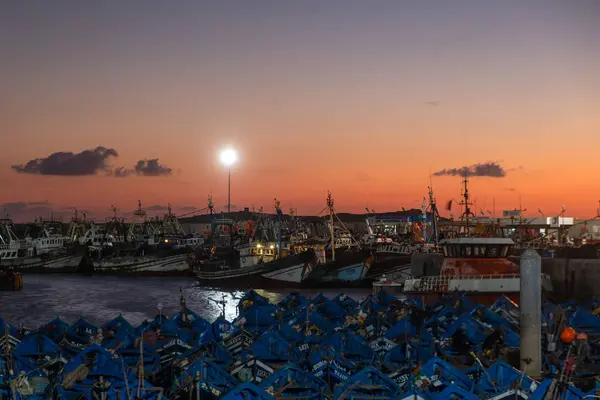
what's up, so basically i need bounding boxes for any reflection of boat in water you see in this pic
[0,267,23,290]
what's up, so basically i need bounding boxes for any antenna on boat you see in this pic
[327,191,336,262]
[274,198,282,259]
[427,185,440,247]
[111,205,119,221]
[208,195,214,218]
[458,173,475,233]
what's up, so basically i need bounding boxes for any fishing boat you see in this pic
[195,200,319,288]
[259,244,324,286]
[300,192,373,287]
[0,217,83,273]
[400,237,523,304]
[84,202,199,276]
[196,243,317,288]
[376,177,553,305]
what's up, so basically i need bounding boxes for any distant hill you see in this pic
[179,208,438,224]
[11,208,444,235]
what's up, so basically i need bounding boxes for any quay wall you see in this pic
[540,258,600,303]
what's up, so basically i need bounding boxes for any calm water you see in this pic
[0,274,371,328]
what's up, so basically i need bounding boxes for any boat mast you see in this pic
[458,173,475,234]
[428,185,439,247]
[208,195,214,219]
[274,198,282,259]
[327,191,335,262]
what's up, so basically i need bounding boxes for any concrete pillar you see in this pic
[520,249,542,377]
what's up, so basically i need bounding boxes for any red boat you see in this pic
[403,237,522,305]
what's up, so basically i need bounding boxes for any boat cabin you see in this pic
[440,237,514,259]
[376,243,414,255]
[0,219,23,260]
[251,243,277,258]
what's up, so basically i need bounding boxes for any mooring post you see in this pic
[520,249,542,377]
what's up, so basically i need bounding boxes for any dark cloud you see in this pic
[135,159,172,176]
[12,147,118,176]
[114,159,173,177]
[504,188,517,191]
[113,167,130,178]
[433,162,506,178]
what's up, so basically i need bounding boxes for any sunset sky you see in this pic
[1,1,599,222]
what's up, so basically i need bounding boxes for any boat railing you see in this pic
[0,242,21,251]
[403,273,521,293]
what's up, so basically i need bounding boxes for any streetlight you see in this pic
[219,148,238,213]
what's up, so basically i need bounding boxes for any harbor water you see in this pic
[0,274,371,327]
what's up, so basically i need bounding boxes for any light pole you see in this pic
[219,148,238,214]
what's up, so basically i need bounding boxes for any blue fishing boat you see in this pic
[118,339,161,378]
[61,319,98,357]
[4,287,600,399]
[39,316,69,343]
[14,332,63,365]
[238,290,271,314]
[230,355,275,383]
[308,345,356,387]
[222,382,275,400]
[321,330,376,365]
[302,249,373,287]
[333,366,401,399]
[0,317,20,352]
[234,305,278,334]
[260,364,327,400]
[173,356,238,399]
[58,344,160,400]
[223,329,255,357]
[250,331,302,365]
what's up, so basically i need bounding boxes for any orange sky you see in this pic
[1,1,599,221]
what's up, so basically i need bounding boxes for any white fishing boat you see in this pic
[0,218,83,272]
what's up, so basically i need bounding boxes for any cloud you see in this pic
[12,147,118,176]
[114,159,173,177]
[504,188,517,191]
[134,159,172,176]
[433,162,507,178]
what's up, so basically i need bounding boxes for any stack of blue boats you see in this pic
[2,290,600,399]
